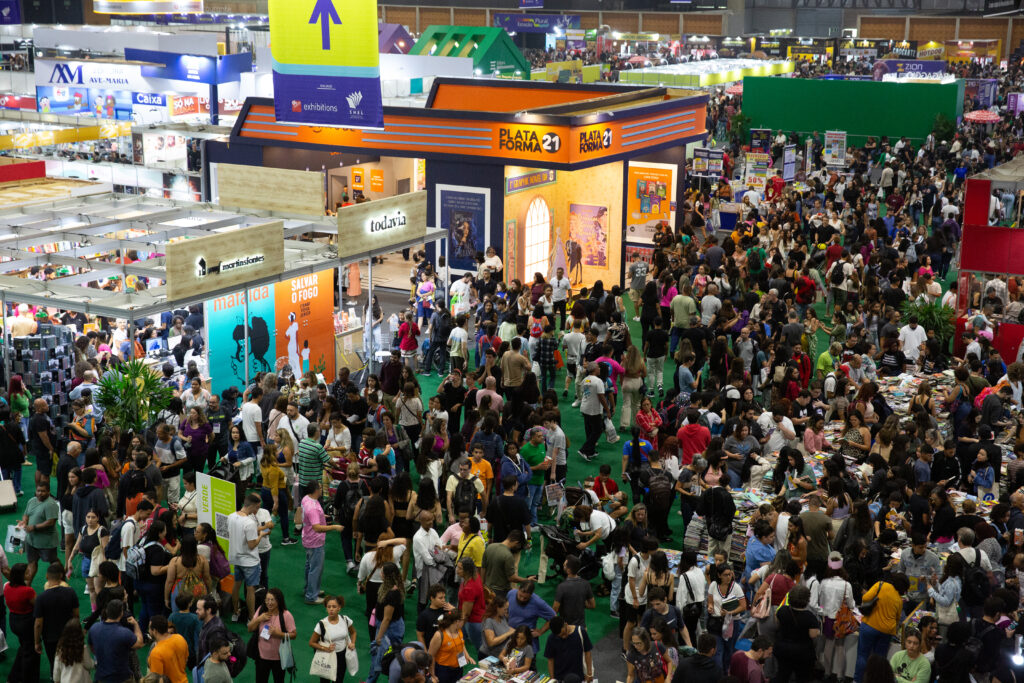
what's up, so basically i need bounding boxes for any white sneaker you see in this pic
[571,400,581,408]
[632,316,640,322]
[607,434,621,444]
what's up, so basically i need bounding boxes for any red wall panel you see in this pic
[0,161,46,184]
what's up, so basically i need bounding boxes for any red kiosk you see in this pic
[956,177,1024,360]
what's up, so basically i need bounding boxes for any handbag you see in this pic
[310,650,338,681]
[833,585,859,638]
[345,644,359,676]
[859,581,885,616]
[681,572,703,623]
[751,575,776,620]
[706,614,725,635]
[278,633,296,674]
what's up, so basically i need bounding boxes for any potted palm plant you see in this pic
[94,359,175,438]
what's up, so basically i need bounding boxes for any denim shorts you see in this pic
[81,557,91,578]
[235,563,261,587]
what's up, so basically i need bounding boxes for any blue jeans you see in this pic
[854,623,892,682]
[714,623,741,672]
[727,469,742,489]
[422,341,448,375]
[610,564,623,612]
[304,545,325,602]
[464,621,483,652]
[669,327,684,355]
[368,617,405,682]
[2,466,21,494]
[526,483,544,526]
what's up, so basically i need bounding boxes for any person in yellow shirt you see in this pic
[456,516,485,569]
[147,615,190,683]
[854,573,909,683]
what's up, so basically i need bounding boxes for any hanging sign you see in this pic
[269,0,382,128]
[823,130,847,168]
[782,144,796,182]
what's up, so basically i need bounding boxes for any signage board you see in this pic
[1009,93,1024,116]
[692,148,723,177]
[521,0,544,7]
[0,0,20,24]
[871,59,945,81]
[195,471,233,555]
[506,169,556,194]
[217,164,325,216]
[94,0,203,12]
[823,130,847,168]
[782,144,796,182]
[626,161,676,245]
[269,0,383,128]
[743,152,771,191]
[165,221,285,300]
[545,59,583,83]
[493,13,580,33]
[337,190,427,259]
[750,128,771,154]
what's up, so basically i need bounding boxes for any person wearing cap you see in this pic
[896,532,940,609]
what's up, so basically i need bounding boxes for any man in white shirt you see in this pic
[449,273,473,317]
[228,494,266,621]
[412,510,441,605]
[240,387,265,451]
[278,402,310,454]
[551,267,571,329]
[756,408,796,453]
[117,500,151,573]
[562,322,587,401]
[941,283,958,312]
[898,317,928,363]
[578,363,608,462]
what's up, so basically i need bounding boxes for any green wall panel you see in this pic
[742,77,965,147]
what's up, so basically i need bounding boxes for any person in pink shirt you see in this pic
[594,348,624,416]
[657,274,678,329]
[802,416,830,455]
[301,481,342,605]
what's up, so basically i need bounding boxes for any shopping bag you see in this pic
[544,483,564,506]
[345,646,359,676]
[310,650,338,681]
[603,417,619,442]
[5,525,25,555]
[278,634,296,673]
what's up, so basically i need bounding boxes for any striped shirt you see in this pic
[296,438,331,486]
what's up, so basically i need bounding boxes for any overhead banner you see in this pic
[692,148,723,177]
[782,144,796,182]
[0,0,20,24]
[750,128,771,154]
[823,130,846,168]
[493,13,580,33]
[1009,93,1024,116]
[206,270,337,396]
[269,0,383,129]
[626,161,676,244]
[94,0,203,12]
[871,59,945,81]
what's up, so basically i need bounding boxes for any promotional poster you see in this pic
[625,162,676,245]
[568,203,609,269]
[437,185,490,274]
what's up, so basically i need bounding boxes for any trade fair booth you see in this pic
[955,177,1024,362]
[0,191,441,396]
[208,78,708,292]
[619,58,794,87]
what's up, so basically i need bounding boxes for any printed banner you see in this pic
[437,185,490,274]
[1009,93,1024,116]
[545,60,583,84]
[206,271,336,397]
[269,0,382,128]
[568,204,609,268]
[965,79,999,108]
[626,162,675,244]
[493,13,580,33]
[195,472,235,556]
[692,148,724,177]
[871,59,945,81]
[520,0,544,7]
[0,0,20,24]
[823,130,846,168]
[750,128,772,154]
[743,152,771,191]
[805,137,814,174]
[782,144,797,182]
[506,169,556,194]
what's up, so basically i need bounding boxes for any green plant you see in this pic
[95,359,175,436]
[900,299,956,346]
[730,112,752,147]
[932,113,955,145]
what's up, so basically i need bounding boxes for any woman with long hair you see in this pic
[635,396,662,448]
[163,535,213,611]
[639,550,675,604]
[136,520,171,633]
[481,595,514,658]
[639,281,660,346]
[194,522,231,587]
[357,531,406,632]
[53,617,93,681]
[780,447,816,500]
[819,555,856,681]
[180,406,213,474]
[839,410,872,461]
[626,626,670,683]
[429,611,473,683]
[619,346,647,432]
[927,553,965,636]
[5,562,36,682]
[500,625,534,675]
[787,517,809,570]
[457,557,486,652]
[706,563,746,670]
[368,563,407,682]
[395,383,424,448]
[247,587,297,683]
[65,508,108,611]
[772,585,821,683]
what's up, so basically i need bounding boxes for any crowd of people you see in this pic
[4,51,1024,683]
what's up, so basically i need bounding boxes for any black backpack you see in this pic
[830,262,845,286]
[453,475,478,515]
[962,551,992,605]
[105,518,135,561]
[646,468,675,510]
[336,483,362,526]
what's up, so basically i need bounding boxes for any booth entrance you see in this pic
[209,78,709,295]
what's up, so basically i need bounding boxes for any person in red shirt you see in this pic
[676,409,710,466]
[795,267,817,318]
[824,235,844,270]
[397,312,420,372]
[766,169,786,203]
[456,555,487,650]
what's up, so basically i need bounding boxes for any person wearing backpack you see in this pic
[111,498,153,606]
[826,252,850,312]
[132,519,171,634]
[853,573,910,683]
[88,599,145,683]
[333,462,363,575]
[954,527,995,619]
[445,457,485,523]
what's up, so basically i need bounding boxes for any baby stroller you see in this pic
[537,524,601,580]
